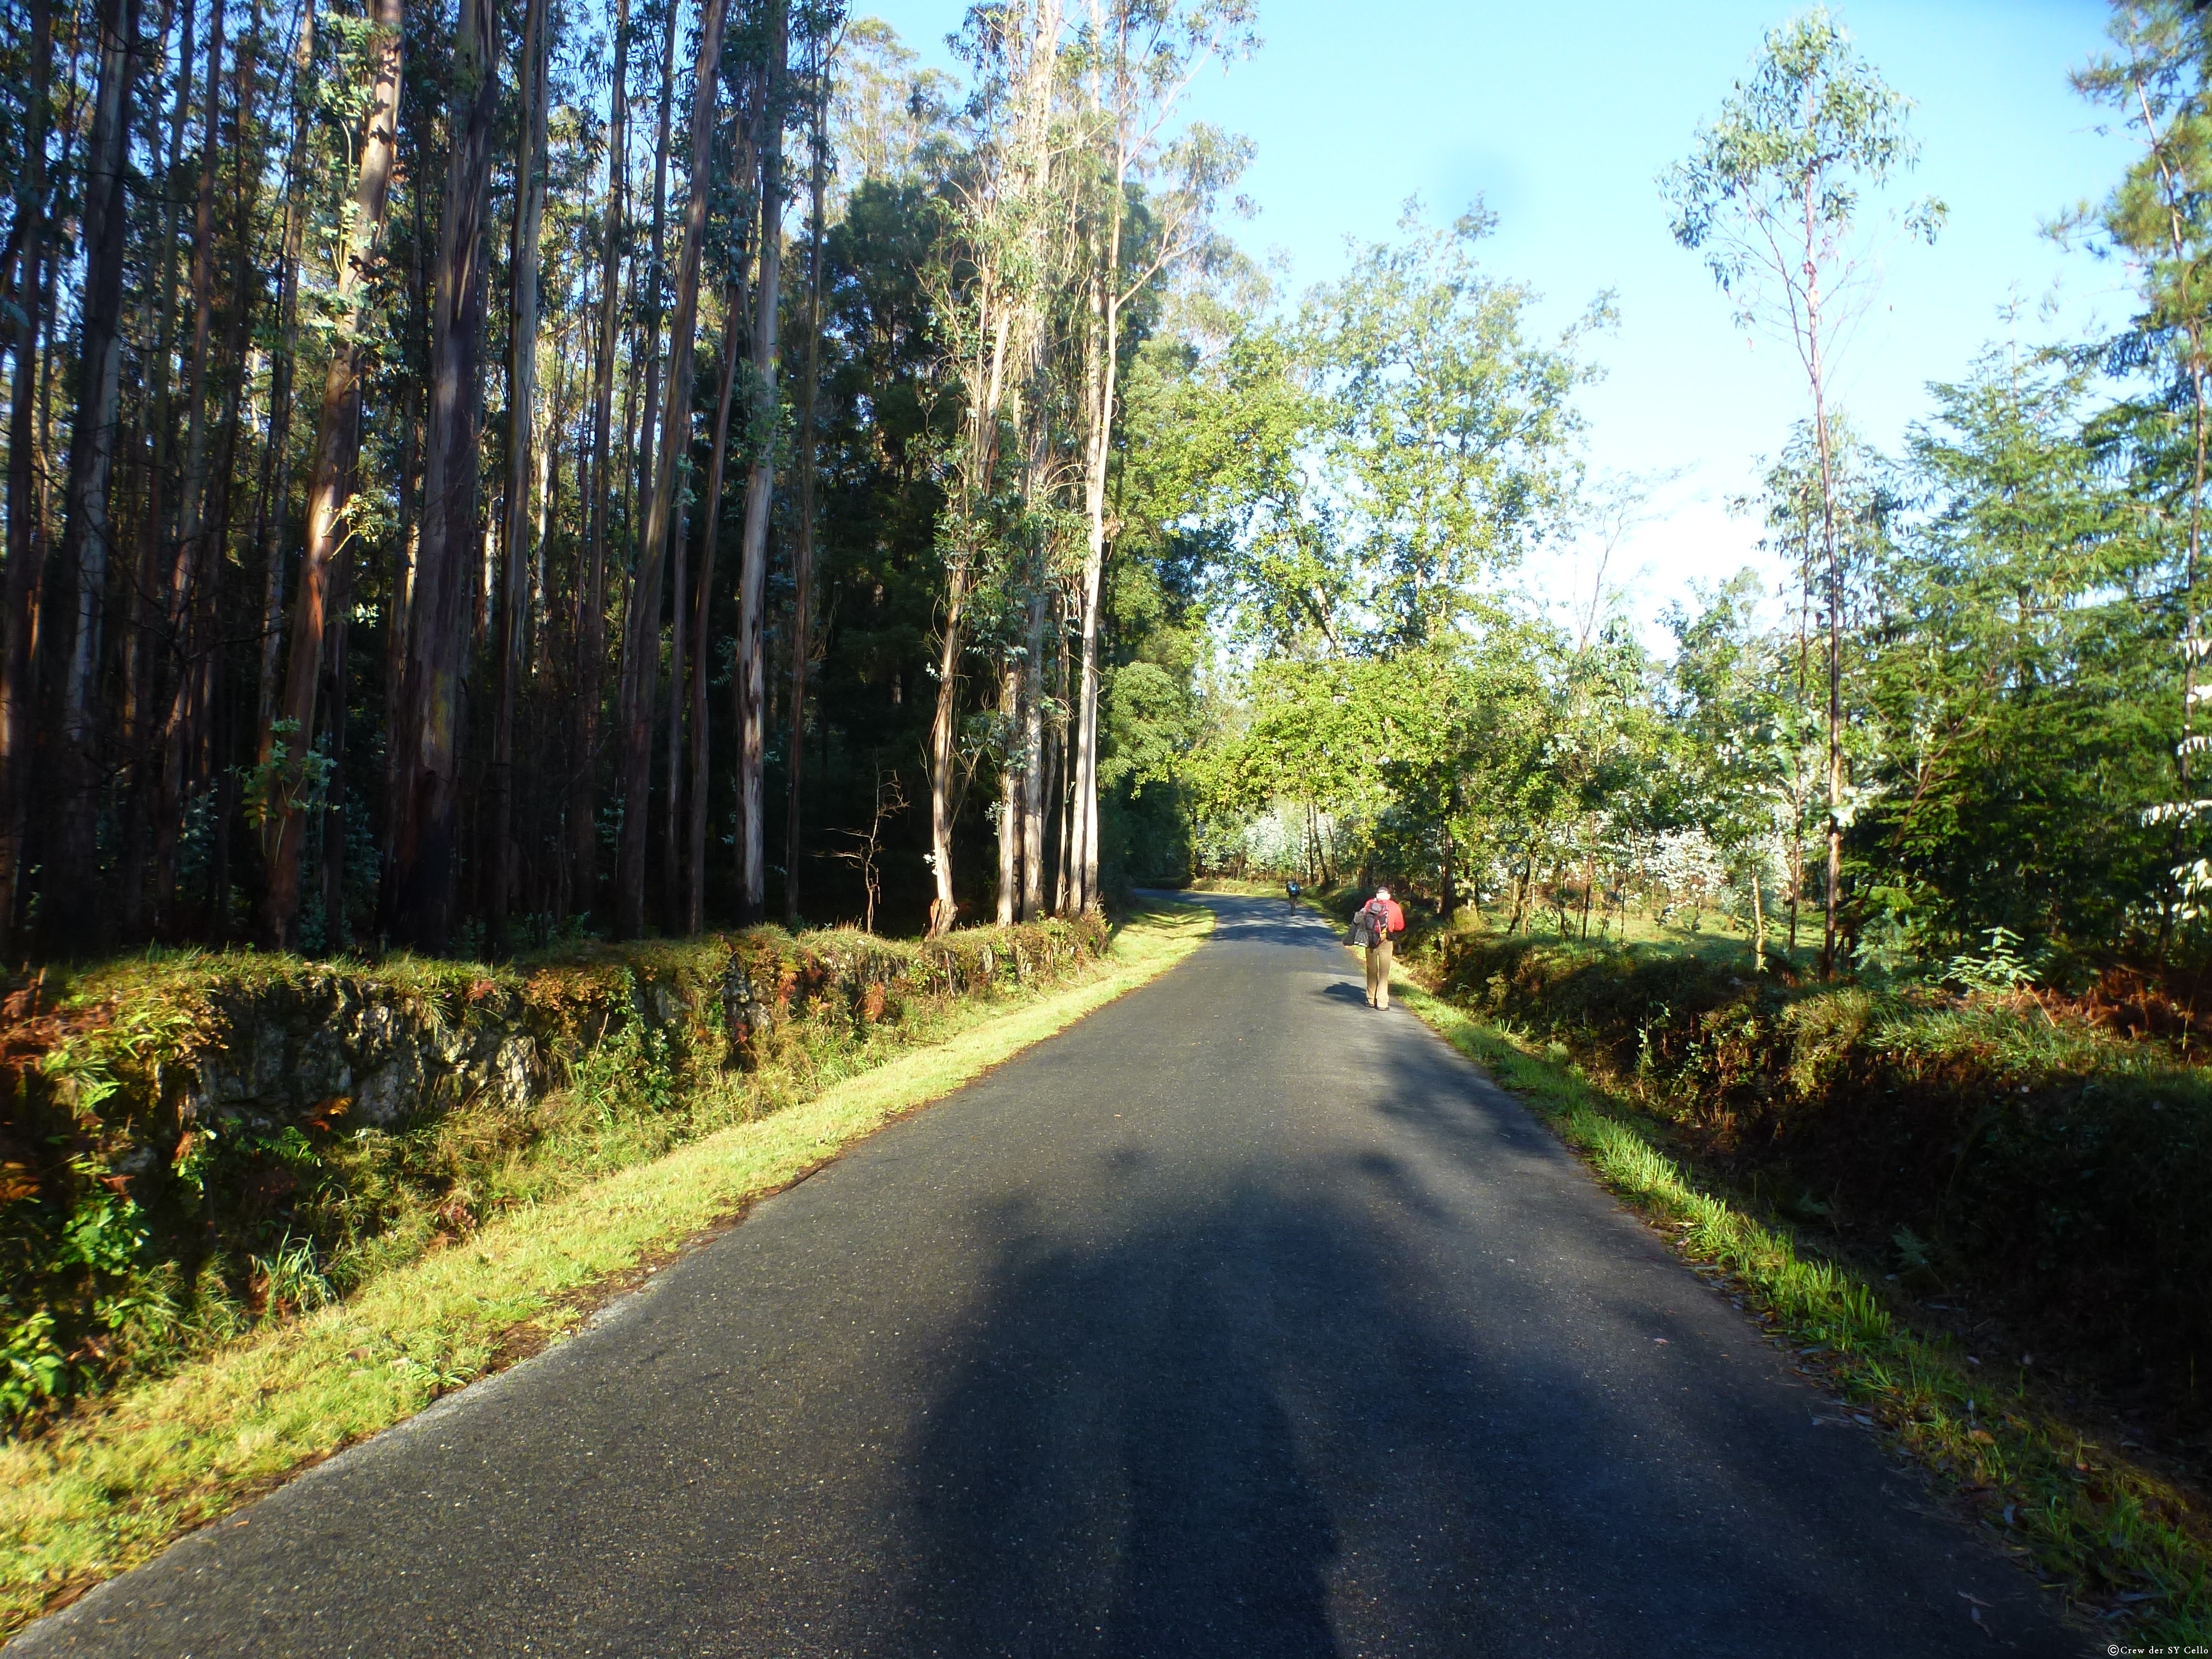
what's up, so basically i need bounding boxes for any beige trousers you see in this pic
[1365,937,1394,1008]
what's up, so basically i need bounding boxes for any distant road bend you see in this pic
[13,893,2084,1658]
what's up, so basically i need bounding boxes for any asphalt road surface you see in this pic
[13,894,2088,1658]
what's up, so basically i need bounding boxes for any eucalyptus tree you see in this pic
[1743,422,1870,949]
[258,0,405,949]
[576,0,634,923]
[922,0,1062,935]
[489,0,552,955]
[0,0,56,956]
[2068,2,2212,928]
[828,14,954,198]
[1668,572,1796,969]
[1057,0,1253,914]
[782,8,840,928]
[735,0,790,925]
[1303,206,1598,650]
[385,0,503,951]
[52,0,147,946]
[1662,5,1942,975]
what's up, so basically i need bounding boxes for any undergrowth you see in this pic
[1393,977,2211,1647]
[0,901,1213,1643]
[1,916,1110,1431]
[1409,928,2212,1435]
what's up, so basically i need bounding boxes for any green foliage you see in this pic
[0,914,1112,1433]
[1661,6,1943,330]
[1421,927,2212,1413]
[1945,926,2040,994]
[1400,980,2210,1645]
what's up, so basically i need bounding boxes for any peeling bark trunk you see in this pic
[1018,570,1048,922]
[616,0,732,937]
[52,0,144,951]
[490,0,549,956]
[995,661,1019,926]
[782,44,828,930]
[573,0,627,923]
[258,0,401,948]
[737,1,786,924]
[384,0,498,952]
[0,0,55,954]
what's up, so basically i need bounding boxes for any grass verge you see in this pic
[1389,969,2211,1647]
[0,901,1212,1641]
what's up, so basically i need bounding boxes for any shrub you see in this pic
[0,913,1111,1431]
[1422,931,2212,1419]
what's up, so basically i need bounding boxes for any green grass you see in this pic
[1183,876,1290,896]
[0,901,1213,1642]
[1387,966,2210,1647]
[5,912,1116,1428]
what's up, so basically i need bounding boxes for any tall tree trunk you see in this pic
[782,21,829,930]
[0,0,56,955]
[1050,621,1069,913]
[1068,258,1118,917]
[384,0,497,952]
[122,0,194,934]
[490,0,549,956]
[608,0,680,928]
[925,572,967,937]
[573,0,628,923]
[632,0,679,547]
[1806,266,1842,982]
[661,463,687,929]
[1019,581,1047,919]
[927,0,1057,937]
[615,0,732,937]
[254,0,314,742]
[258,0,400,947]
[737,0,786,924]
[380,181,428,867]
[995,661,1019,926]
[52,0,144,951]
[321,568,348,945]
[995,303,1050,927]
[690,274,747,935]
[610,0,684,937]
[148,0,231,934]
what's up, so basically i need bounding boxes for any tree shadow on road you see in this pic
[886,1200,1343,1658]
[877,1164,2076,1659]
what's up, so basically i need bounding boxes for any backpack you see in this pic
[1349,901,1384,948]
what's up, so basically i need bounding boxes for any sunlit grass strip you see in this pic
[0,902,1213,1642]
[1393,974,2211,1647]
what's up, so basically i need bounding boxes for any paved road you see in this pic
[14,894,2086,1658]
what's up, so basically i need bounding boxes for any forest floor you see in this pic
[0,901,1214,1642]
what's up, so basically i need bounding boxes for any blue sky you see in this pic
[860,0,2141,632]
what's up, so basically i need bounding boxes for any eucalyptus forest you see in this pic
[0,0,2201,979]
[14,0,2212,1644]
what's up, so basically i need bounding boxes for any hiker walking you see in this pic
[1355,886,1406,1010]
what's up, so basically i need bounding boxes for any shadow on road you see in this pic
[879,1173,1941,1658]
[890,1198,1344,1657]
